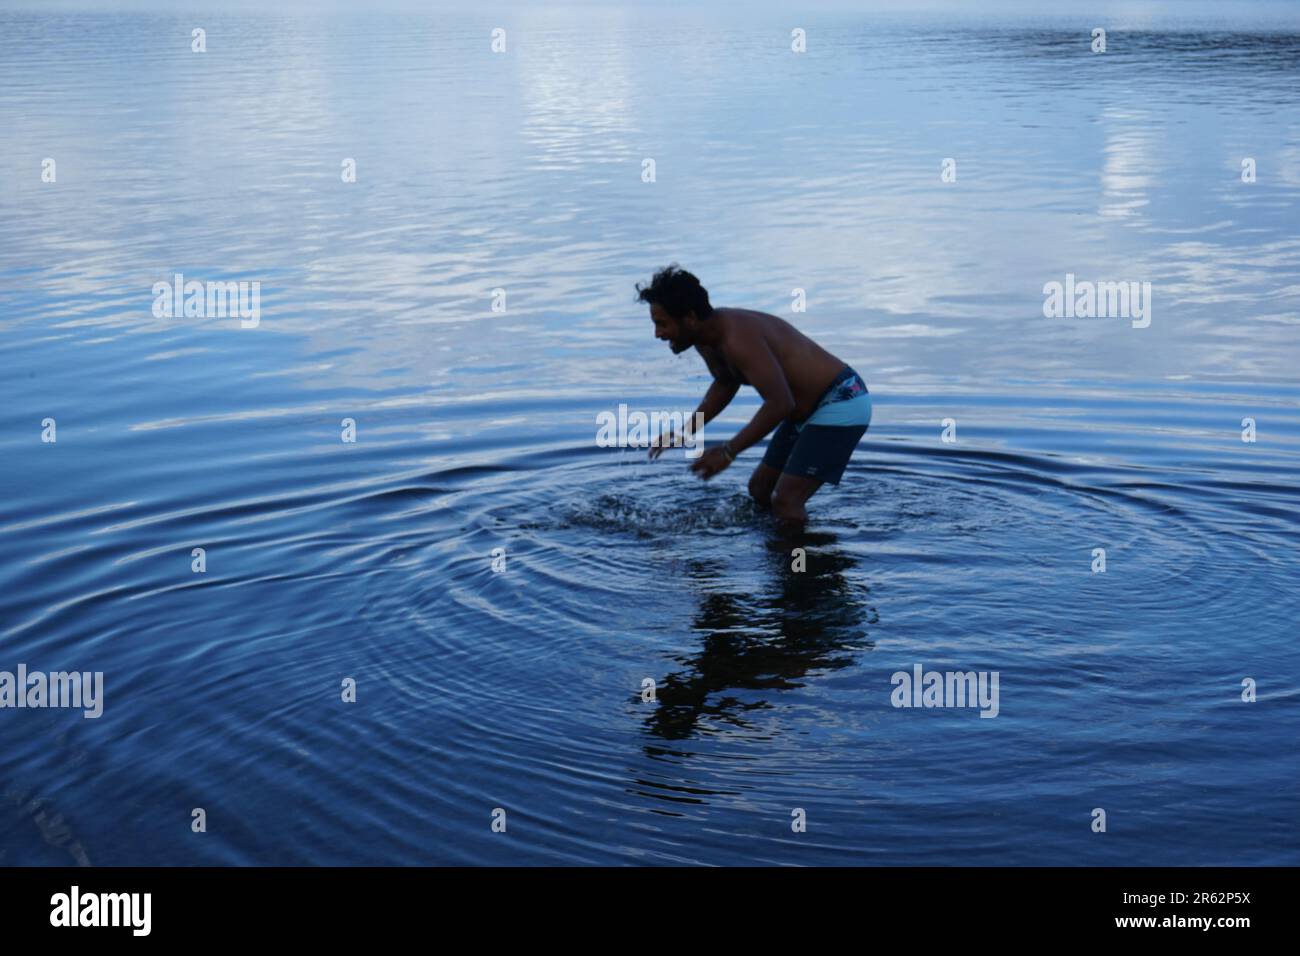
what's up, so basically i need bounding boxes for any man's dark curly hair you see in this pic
[635,264,714,320]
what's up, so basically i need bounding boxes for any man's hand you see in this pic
[648,430,676,461]
[689,446,732,480]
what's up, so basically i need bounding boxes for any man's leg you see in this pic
[748,462,781,509]
[768,420,868,523]
[751,420,798,508]
[771,473,825,525]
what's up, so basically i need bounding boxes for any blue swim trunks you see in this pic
[761,366,871,485]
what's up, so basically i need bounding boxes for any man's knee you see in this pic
[771,484,799,516]
[748,469,776,506]
[771,481,816,522]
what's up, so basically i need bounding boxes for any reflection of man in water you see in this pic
[641,533,876,743]
[640,264,872,523]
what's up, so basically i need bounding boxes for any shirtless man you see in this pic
[638,264,872,524]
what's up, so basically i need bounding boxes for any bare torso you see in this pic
[696,308,850,420]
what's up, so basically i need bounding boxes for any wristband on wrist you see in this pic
[721,441,736,461]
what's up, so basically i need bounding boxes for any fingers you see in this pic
[649,434,673,460]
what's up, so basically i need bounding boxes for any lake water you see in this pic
[1,1,1298,866]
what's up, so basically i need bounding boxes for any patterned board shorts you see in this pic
[760,366,871,485]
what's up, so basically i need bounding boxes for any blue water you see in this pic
[2,2,1298,866]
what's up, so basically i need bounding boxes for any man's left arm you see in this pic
[726,336,795,454]
[691,335,794,477]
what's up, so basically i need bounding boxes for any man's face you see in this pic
[650,303,695,354]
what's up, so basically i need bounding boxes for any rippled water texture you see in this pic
[1,2,1298,865]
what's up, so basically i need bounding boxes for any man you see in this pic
[638,264,872,524]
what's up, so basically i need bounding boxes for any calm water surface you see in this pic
[1,3,1298,865]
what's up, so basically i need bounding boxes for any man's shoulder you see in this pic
[717,309,783,352]
[716,307,784,336]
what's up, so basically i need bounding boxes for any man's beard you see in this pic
[670,337,691,354]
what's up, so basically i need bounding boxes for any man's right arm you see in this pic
[695,375,740,426]
[650,374,738,459]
